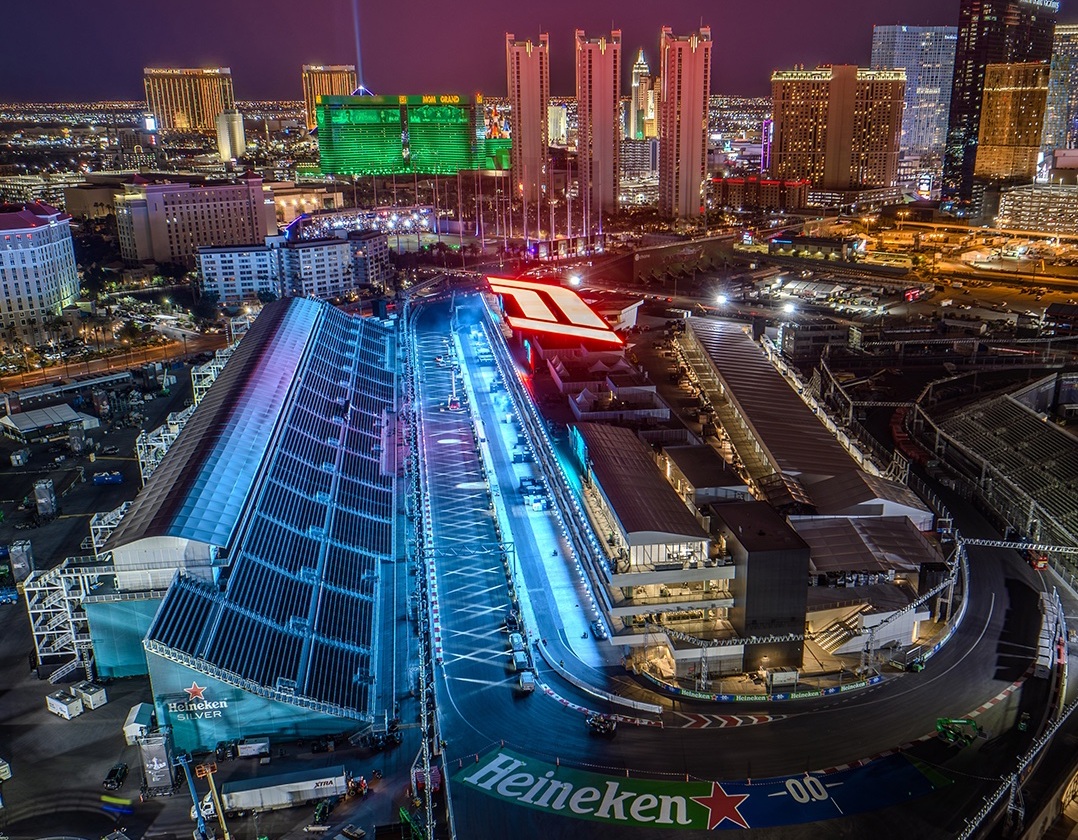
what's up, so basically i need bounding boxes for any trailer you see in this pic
[236,737,271,759]
[46,690,83,720]
[192,765,350,820]
[72,680,108,710]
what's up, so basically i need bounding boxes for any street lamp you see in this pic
[716,294,728,306]
[568,274,582,287]
[783,301,795,315]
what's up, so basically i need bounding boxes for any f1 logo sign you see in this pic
[487,276,622,345]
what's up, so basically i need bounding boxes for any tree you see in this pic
[257,289,279,304]
[118,320,142,343]
[193,290,220,321]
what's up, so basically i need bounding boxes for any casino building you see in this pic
[316,94,511,176]
[26,298,400,751]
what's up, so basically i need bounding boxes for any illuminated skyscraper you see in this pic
[1042,25,1078,152]
[974,62,1050,182]
[506,33,550,208]
[658,26,712,219]
[0,202,81,347]
[215,110,246,162]
[770,66,905,190]
[942,0,1058,202]
[575,29,621,234]
[143,68,235,132]
[629,49,650,140]
[870,25,958,158]
[302,65,357,131]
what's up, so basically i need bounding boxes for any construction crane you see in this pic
[174,752,213,840]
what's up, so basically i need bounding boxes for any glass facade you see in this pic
[317,94,511,175]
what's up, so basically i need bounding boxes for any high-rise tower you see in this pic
[575,29,622,237]
[770,66,906,190]
[658,26,712,219]
[942,0,1057,203]
[144,68,235,133]
[871,25,958,159]
[1042,25,1078,152]
[506,32,550,231]
[302,65,358,131]
[630,49,650,140]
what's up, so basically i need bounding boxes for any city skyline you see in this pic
[6,0,1078,103]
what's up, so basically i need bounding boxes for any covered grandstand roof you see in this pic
[108,301,326,549]
[144,297,395,718]
[575,422,708,542]
[938,389,1078,544]
[687,318,857,481]
[792,516,940,574]
[662,444,743,490]
[805,470,932,528]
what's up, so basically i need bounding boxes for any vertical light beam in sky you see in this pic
[352,0,366,93]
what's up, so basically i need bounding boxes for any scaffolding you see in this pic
[89,502,132,558]
[191,344,236,407]
[23,555,113,682]
[136,406,196,485]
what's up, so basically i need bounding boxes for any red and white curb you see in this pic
[538,682,664,728]
[673,712,786,729]
[818,668,1031,774]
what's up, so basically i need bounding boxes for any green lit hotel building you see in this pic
[316,94,512,176]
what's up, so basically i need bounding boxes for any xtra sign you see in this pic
[454,748,949,830]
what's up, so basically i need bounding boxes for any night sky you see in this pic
[4,0,1077,102]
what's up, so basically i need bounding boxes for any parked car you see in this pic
[103,762,129,790]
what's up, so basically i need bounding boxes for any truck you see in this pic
[191,765,350,820]
[92,471,125,486]
[236,737,271,759]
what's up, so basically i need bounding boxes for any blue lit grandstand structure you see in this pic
[102,298,396,749]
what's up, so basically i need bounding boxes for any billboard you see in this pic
[487,277,622,346]
[138,727,176,795]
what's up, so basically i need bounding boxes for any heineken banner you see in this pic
[455,748,950,830]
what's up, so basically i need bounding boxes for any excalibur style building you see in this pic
[658,26,712,219]
[143,67,235,133]
[942,0,1058,204]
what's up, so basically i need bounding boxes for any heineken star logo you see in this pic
[692,782,750,830]
[183,682,207,701]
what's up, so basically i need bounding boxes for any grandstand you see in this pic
[99,297,397,750]
[937,386,1078,546]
